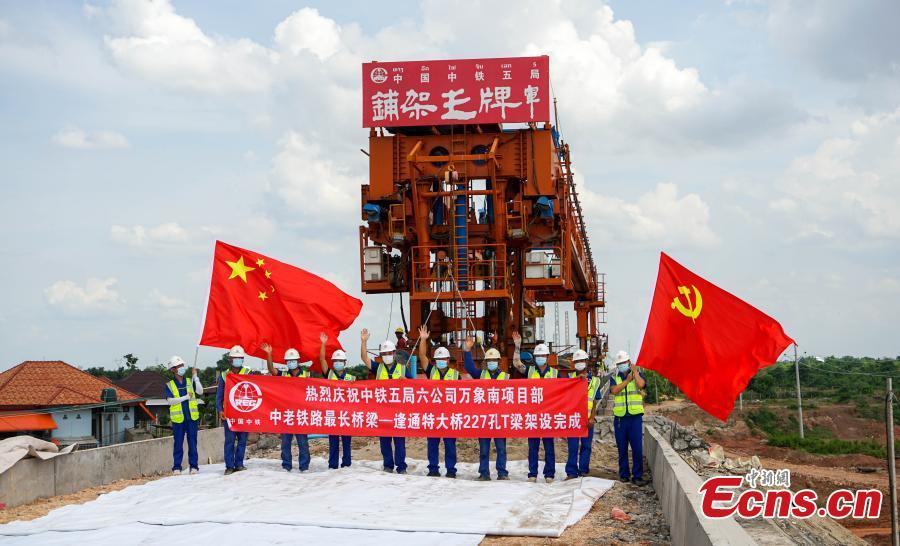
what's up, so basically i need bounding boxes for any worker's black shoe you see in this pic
[496,475,510,481]
[632,478,650,487]
[618,476,630,483]
[564,475,579,481]
[427,471,441,477]
[224,468,235,475]
[383,468,394,473]
[235,466,247,472]
[396,469,407,475]
[445,472,457,479]
[478,474,491,481]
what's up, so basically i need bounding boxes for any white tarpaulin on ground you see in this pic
[0,457,614,543]
[0,436,75,475]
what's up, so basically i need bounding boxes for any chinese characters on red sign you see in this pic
[225,375,585,438]
[362,56,550,128]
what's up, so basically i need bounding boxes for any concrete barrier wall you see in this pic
[0,427,224,509]
[644,425,756,546]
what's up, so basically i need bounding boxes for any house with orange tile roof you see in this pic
[0,361,151,448]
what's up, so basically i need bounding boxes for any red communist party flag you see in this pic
[636,253,793,421]
[200,241,362,364]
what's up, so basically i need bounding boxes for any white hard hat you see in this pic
[167,356,185,369]
[533,343,550,356]
[331,349,347,361]
[284,348,300,361]
[484,348,501,360]
[434,347,451,359]
[573,349,589,362]
[379,340,396,353]
[614,350,631,365]
[229,345,246,358]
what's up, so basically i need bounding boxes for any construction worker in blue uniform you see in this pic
[512,334,559,482]
[565,349,603,480]
[319,332,355,469]
[165,356,203,475]
[417,325,459,478]
[610,350,648,486]
[360,328,414,473]
[462,335,509,481]
[216,345,252,475]
[262,342,312,472]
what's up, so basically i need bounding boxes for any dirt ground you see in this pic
[654,399,894,545]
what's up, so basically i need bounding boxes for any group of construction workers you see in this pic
[164,329,646,486]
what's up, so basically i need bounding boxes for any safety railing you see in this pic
[523,247,564,287]
[410,244,509,300]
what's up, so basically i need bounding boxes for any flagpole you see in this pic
[793,344,804,439]
[886,377,898,546]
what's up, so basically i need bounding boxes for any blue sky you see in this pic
[1,0,898,371]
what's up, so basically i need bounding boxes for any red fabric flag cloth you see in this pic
[636,253,793,421]
[200,241,362,364]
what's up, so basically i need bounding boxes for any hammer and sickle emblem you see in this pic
[671,285,702,322]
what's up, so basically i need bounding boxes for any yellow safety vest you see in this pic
[281,368,311,377]
[612,374,644,417]
[221,367,251,382]
[376,363,405,380]
[168,379,199,424]
[587,376,601,414]
[429,367,460,380]
[480,369,510,380]
[527,366,559,379]
[328,369,355,381]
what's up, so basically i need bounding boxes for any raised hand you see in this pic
[418,325,430,340]
[464,335,475,352]
[361,328,370,342]
[320,332,328,344]
[511,331,521,345]
[260,342,272,355]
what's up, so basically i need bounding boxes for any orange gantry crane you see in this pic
[358,60,606,375]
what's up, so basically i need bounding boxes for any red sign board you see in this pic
[362,56,550,128]
[225,375,586,438]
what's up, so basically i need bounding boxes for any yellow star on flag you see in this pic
[255,258,265,267]
[258,291,268,301]
[265,270,272,279]
[226,256,255,283]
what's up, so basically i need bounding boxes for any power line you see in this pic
[798,360,898,378]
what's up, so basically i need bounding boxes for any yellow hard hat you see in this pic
[395,327,405,334]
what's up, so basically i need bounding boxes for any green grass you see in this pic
[766,434,890,458]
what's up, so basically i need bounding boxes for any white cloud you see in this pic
[53,127,129,149]
[270,131,360,220]
[274,8,341,60]
[101,0,277,93]
[110,222,191,247]
[580,182,719,248]
[44,278,123,315]
[146,288,187,310]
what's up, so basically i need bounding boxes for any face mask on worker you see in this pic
[333,360,346,371]
[486,360,499,371]
[617,363,629,374]
[231,358,244,368]
[436,359,448,369]
[175,366,186,376]
[535,356,547,367]
[286,360,298,370]
[574,361,587,371]
[381,353,394,365]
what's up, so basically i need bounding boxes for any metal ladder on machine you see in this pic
[562,146,596,281]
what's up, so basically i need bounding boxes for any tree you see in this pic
[123,353,139,371]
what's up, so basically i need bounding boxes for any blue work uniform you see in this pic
[526,365,560,479]
[565,374,604,478]
[425,363,459,477]
[611,370,645,481]
[464,351,508,479]
[217,367,251,470]
[369,360,415,473]
[168,376,199,471]
[279,367,313,471]
[327,368,355,469]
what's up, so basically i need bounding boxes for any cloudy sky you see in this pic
[1,0,898,371]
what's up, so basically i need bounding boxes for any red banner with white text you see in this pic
[362,56,550,127]
[225,375,586,438]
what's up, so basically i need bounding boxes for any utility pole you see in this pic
[553,302,561,351]
[564,312,570,350]
[739,392,743,412]
[887,377,898,546]
[794,344,804,439]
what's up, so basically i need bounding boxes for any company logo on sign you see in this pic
[370,67,388,84]
[229,381,263,412]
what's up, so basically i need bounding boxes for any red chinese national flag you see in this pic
[200,241,362,363]
[636,253,793,421]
